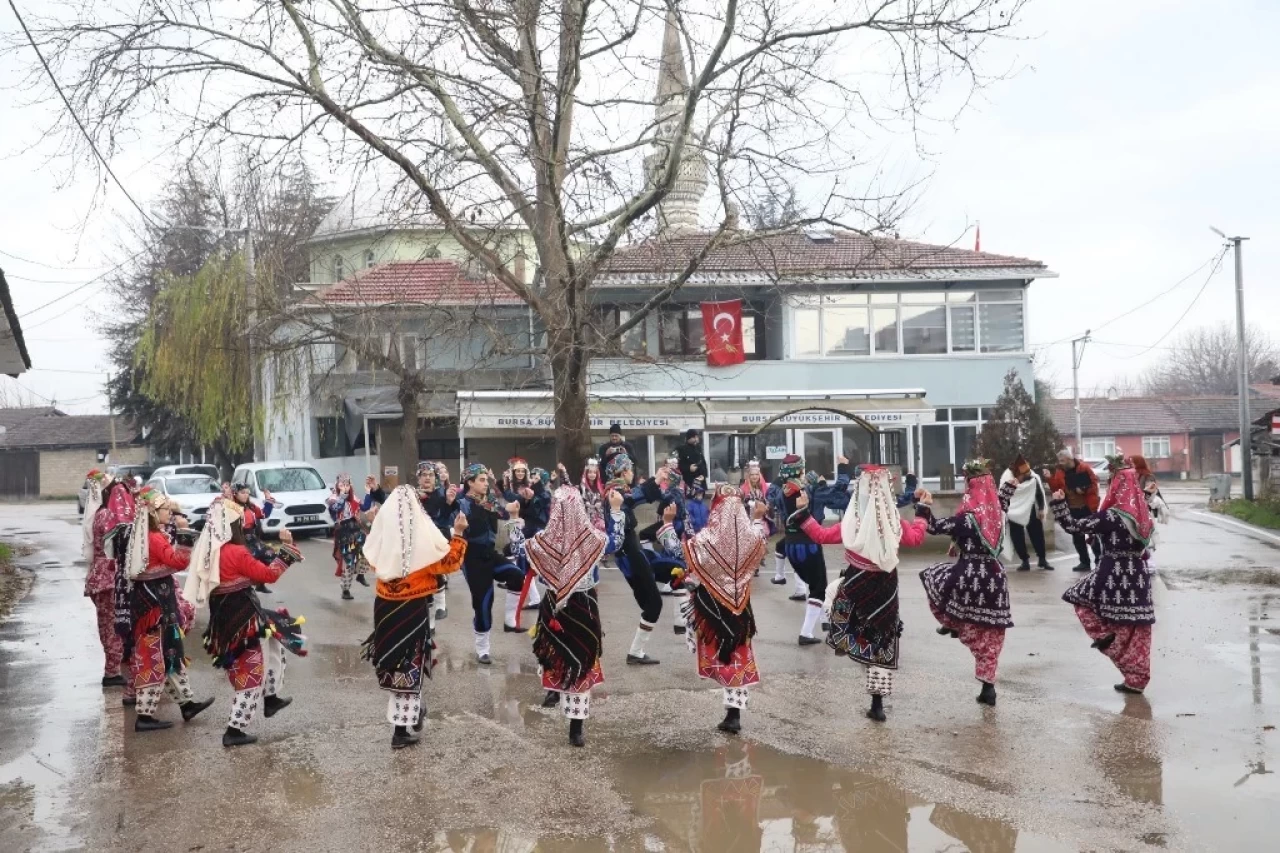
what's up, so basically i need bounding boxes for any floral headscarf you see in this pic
[1100,466,1155,544]
[524,486,607,606]
[605,453,633,490]
[960,468,1004,557]
[683,492,765,615]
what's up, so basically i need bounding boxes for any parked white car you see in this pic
[145,475,222,530]
[151,463,221,481]
[230,461,335,538]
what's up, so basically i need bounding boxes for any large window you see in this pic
[1142,436,1171,459]
[333,254,345,282]
[315,417,351,458]
[659,309,705,356]
[919,407,986,479]
[594,307,647,356]
[792,289,1024,357]
[1082,437,1116,459]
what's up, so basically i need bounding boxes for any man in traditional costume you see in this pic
[652,500,689,633]
[603,453,664,665]
[918,459,1012,707]
[327,473,370,599]
[185,500,307,747]
[682,486,770,734]
[455,464,526,664]
[232,481,278,594]
[361,485,467,749]
[1051,455,1157,694]
[523,486,611,747]
[1048,448,1102,571]
[86,474,128,691]
[798,466,927,722]
[777,455,830,645]
[1000,456,1051,571]
[124,487,215,731]
[417,461,458,620]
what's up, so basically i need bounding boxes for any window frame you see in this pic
[333,254,345,282]
[1081,437,1117,459]
[1141,435,1171,459]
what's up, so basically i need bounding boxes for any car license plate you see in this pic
[296,515,320,525]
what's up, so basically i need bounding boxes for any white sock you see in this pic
[474,631,491,658]
[429,606,437,633]
[435,589,447,613]
[672,589,689,625]
[793,576,810,597]
[772,554,787,580]
[800,601,823,638]
[526,579,543,606]
[629,621,655,657]
[504,589,520,628]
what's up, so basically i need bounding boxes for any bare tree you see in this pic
[14,0,1029,470]
[0,378,39,409]
[1140,324,1280,397]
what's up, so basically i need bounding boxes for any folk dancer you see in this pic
[327,473,371,599]
[919,459,1013,707]
[684,475,710,534]
[86,474,128,692]
[1047,448,1102,572]
[603,453,664,665]
[185,500,307,747]
[503,457,549,611]
[455,464,526,664]
[362,485,467,749]
[1131,454,1170,559]
[417,461,459,619]
[579,457,607,528]
[798,467,927,722]
[682,486,770,734]
[777,455,830,645]
[1051,456,1156,694]
[80,467,106,568]
[523,486,612,747]
[232,481,279,594]
[102,481,142,706]
[652,501,690,633]
[1000,456,1051,571]
[123,487,215,732]
[741,461,783,583]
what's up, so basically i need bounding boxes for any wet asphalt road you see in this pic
[0,487,1277,853]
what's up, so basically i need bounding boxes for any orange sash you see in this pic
[375,537,466,601]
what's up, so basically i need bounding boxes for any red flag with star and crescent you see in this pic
[702,299,746,367]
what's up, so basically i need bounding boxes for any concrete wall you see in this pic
[40,446,148,497]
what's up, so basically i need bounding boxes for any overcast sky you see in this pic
[2,0,1277,413]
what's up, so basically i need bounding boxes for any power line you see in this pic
[7,0,156,228]
[0,247,108,271]
[1111,249,1228,359]
[17,246,146,319]
[18,281,112,331]
[5,271,105,285]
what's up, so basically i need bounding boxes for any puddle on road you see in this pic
[416,741,1076,852]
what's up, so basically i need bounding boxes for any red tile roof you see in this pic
[1047,395,1275,437]
[318,261,523,306]
[603,229,1047,278]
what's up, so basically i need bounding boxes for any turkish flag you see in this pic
[702,299,746,367]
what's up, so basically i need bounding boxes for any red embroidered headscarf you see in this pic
[961,469,1004,557]
[1100,465,1155,543]
[684,488,766,615]
[524,485,607,605]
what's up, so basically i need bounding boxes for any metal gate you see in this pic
[0,450,40,498]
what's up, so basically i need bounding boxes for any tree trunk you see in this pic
[397,379,421,489]
[550,329,593,480]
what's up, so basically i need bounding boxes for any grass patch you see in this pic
[1213,498,1280,530]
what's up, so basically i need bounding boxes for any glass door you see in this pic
[796,429,837,479]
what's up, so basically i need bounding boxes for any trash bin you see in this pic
[1208,473,1232,504]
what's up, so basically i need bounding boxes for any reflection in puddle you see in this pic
[1092,697,1164,808]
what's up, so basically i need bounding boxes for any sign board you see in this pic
[461,411,703,432]
[765,445,788,460]
[383,466,398,478]
[707,410,935,428]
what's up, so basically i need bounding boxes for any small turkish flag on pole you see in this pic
[702,299,746,366]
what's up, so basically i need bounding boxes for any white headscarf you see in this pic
[81,478,104,564]
[122,495,152,580]
[840,466,903,572]
[363,485,452,582]
[999,467,1044,527]
[183,499,236,605]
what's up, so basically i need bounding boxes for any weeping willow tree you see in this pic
[135,253,256,455]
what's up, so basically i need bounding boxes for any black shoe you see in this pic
[770,577,787,585]
[1038,559,1053,570]
[673,624,686,635]
[569,718,585,748]
[787,592,807,601]
[866,695,887,723]
[122,696,137,708]
[1017,560,1031,572]
[255,584,272,594]
[222,727,258,747]
[717,709,742,735]
[821,622,830,632]
[134,715,173,732]
[435,608,448,620]
[977,682,997,707]
[391,726,420,750]
[355,574,370,587]
[1114,683,1144,695]
[541,690,561,709]
[342,589,355,600]
[936,626,959,638]
[503,623,525,633]
[101,674,126,688]
[798,635,822,646]
[477,654,492,665]
[522,602,541,611]
[413,709,425,733]
[626,653,660,665]
[263,695,292,718]
[1073,563,1091,573]
[1091,633,1116,652]
[180,697,215,722]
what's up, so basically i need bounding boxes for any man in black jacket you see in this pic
[597,423,636,471]
[675,429,707,487]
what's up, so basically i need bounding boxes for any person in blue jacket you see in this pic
[452,464,524,665]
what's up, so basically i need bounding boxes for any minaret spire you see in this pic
[645,6,707,234]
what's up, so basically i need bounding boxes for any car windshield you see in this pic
[256,467,325,492]
[165,477,220,495]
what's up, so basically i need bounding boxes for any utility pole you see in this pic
[1072,331,1091,456]
[1212,228,1252,499]
[244,219,263,462]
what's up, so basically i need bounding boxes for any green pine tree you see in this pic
[976,369,1064,472]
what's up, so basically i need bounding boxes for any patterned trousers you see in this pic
[339,557,368,593]
[723,686,749,710]
[866,666,894,697]
[929,601,1006,683]
[227,638,286,731]
[1074,605,1153,690]
[561,691,591,720]
[136,672,195,716]
[89,591,123,678]
[387,691,422,727]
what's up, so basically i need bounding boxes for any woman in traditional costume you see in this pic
[777,455,830,646]
[603,453,664,665]
[579,457,607,529]
[456,463,526,664]
[185,500,307,747]
[523,486,611,747]
[1051,456,1156,694]
[361,485,467,749]
[87,475,129,693]
[124,487,215,731]
[740,460,782,583]
[798,466,927,722]
[682,486,770,734]
[417,460,458,620]
[918,459,1012,707]
[327,473,370,599]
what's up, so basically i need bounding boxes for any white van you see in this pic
[230,461,335,538]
